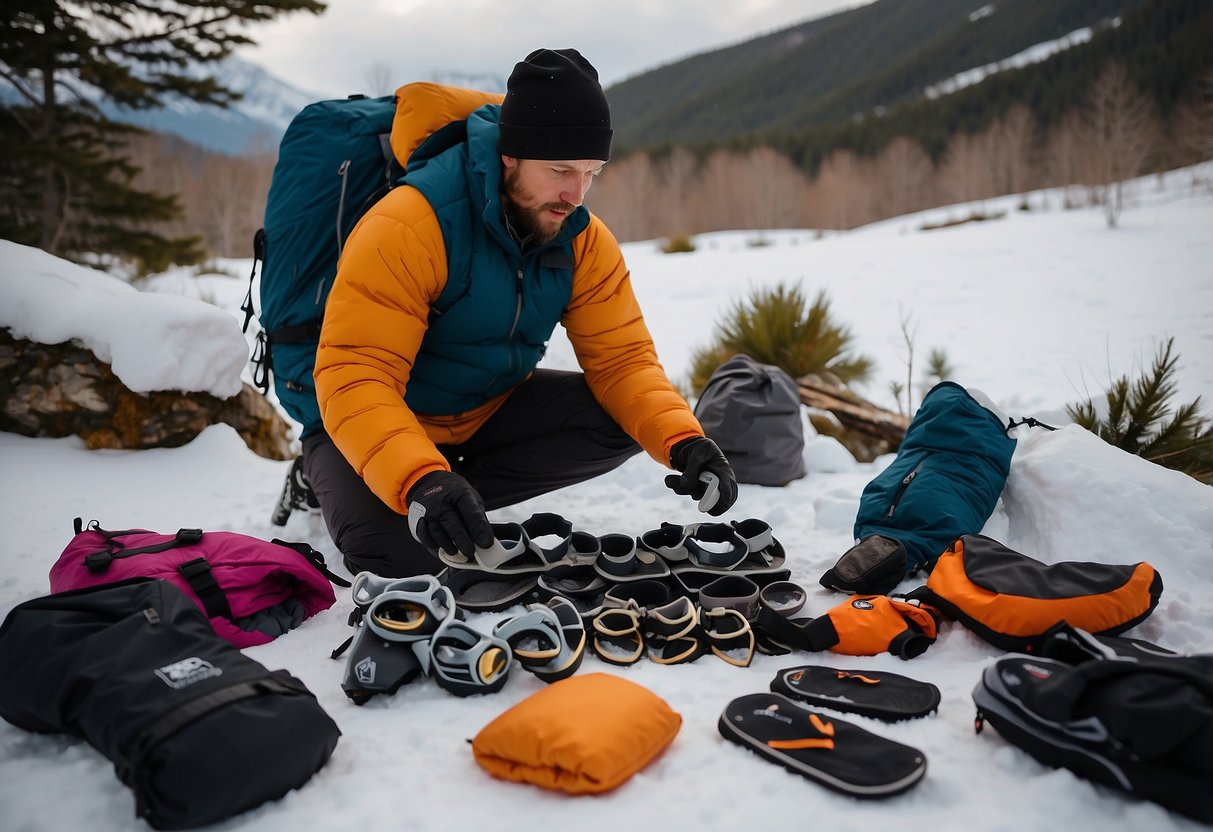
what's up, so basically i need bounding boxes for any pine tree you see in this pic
[689,284,874,394]
[1068,338,1213,483]
[0,1,324,269]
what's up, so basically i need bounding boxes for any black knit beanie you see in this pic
[497,48,612,161]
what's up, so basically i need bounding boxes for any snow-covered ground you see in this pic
[1,165,1211,831]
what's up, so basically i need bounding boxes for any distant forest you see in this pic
[131,0,1213,257]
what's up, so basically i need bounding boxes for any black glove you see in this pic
[405,471,494,558]
[664,436,738,516]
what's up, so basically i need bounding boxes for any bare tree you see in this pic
[1084,62,1159,228]
[1170,68,1213,174]
[587,152,659,242]
[938,129,995,208]
[874,136,934,219]
[1043,111,1091,209]
[654,147,698,239]
[691,150,747,233]
[988,104,1037,198]
[738,146,807,238]
[811,149,877,229]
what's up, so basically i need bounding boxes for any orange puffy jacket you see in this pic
[313,84,702,515]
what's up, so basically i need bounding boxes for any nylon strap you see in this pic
[177,558,235,621]
[119,674,309,817]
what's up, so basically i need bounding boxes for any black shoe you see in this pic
[271,457,321,526]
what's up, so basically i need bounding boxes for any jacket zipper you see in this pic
[506,267,524,377]
[886,458,926,518]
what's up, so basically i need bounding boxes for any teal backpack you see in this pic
[241,94,400,438]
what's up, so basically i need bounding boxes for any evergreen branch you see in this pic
[0,68,40,107]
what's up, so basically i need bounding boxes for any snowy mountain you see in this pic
[107,56,323,155]
[0,55,319,155]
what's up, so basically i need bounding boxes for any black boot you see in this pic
[271,456,321,526]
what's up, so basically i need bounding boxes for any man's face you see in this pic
[500,157,605,244]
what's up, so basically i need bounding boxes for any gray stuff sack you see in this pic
[693,354,806,486]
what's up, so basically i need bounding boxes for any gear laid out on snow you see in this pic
[338,573,589,703]
[771,665,942,721]
[973,625,1213,823]
[718,692,928,799]
[430,512,793,618]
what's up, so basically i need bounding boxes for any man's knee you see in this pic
[334,517,439,579]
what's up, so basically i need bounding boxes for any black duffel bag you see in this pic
[0,577,341,829]
[973,625,1213,823]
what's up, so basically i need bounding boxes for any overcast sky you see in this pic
[236,0,875,96]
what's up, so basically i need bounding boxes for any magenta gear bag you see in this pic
[50,518,347,648]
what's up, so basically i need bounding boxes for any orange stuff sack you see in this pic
[909,534,1163,652]
[472,672,681,795]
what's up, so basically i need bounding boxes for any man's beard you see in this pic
[501,165,575,246]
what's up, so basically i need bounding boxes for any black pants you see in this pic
[302,370,642,578]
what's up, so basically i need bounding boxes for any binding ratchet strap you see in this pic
[644,596,704,665]
[700,606,756,668]
[416,619,512,697]
[493,597,586,683]
[731,518,775,556]
[637,522,692,562]
[590,607,645,666]
[366,580,454,641]
[521,512,574,562]
[684,523,749,570]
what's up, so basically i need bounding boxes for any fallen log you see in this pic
[797,374,910,462]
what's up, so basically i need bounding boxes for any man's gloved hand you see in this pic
[405,471,494,559]
[664,436,738,516]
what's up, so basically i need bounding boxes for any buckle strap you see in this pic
[521,512,573,562]
[684,523,748,570]
[82,527,203,573]
[698,575,761,620]
[271,538,352,588]
[177,557,235,621]
[596,533,641,577]
[119,673,308,816]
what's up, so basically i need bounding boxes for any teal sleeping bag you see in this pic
[821,382,1017,595]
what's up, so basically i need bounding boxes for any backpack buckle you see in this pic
[83,550,114,572]
[176,528,203,544]
[178,557,210,579]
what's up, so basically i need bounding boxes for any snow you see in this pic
[925,25,1096,100]
[2,166,1212,831]
[0,242,248,399]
